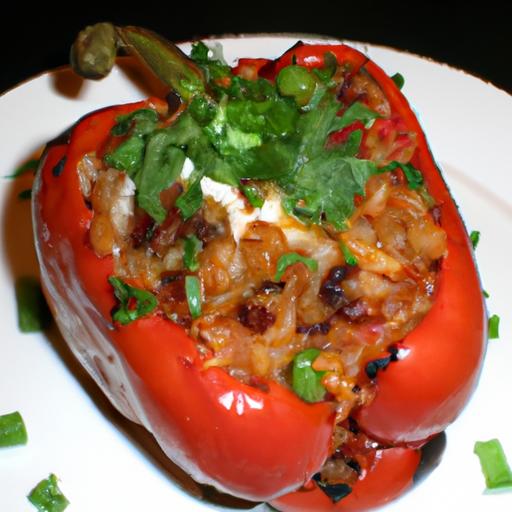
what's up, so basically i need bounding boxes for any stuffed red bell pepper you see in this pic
[32,24,486,511]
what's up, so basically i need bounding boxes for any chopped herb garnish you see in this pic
[104,136,146,176]
[483,290,490,299]
[380,161,424,190]
[111,108,159,137]
[339,241,358,266]
[18,189,32,200]
[183,235,203,272]
[240,183,264,207]
[176,176,204,220]
[15,277,52,333]
[0,411,28,447]
[292,349,326,403]
[391,72,405,90]
[275,253,318,281]
[185,275,202,319]
[488,314,500,339]
[137,135,185,223]
[474,439,512,491]
[335,101,380,130]
[109,276,158,325]
[6,158,39,178]
[28,474,69,512]
[470,230,481,249]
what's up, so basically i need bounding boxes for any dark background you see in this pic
[3,3,510,94]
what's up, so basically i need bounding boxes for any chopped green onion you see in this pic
[240,184,265,208]
[15,277,52,333]
[28,474,69,512]
[274,253,318,281]
[185,276,202,319]
[183,235,203,272]
[108,276,158,325]
[488,314,500,339]
[18,189,32,200]
[483,290,490,299]
[0,411,28,447]
[5,158,39,179]
[391,72,405,90]
[474,439,512,491]
[292,349,326,403]
[339,241,358,266]
[470,230,480,249]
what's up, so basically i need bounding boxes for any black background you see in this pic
[2,3,510,94]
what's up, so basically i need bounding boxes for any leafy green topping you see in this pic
[104,136,146,176]
[15,277,52,333]
[0,411,28,447]
[176,175,204,220]
[470,230,480,249]
[137,134,185,223]
[183,235,203,271]
[111,108,159,137]
[108,276,158,325]
[380,161,424,190]
[190,41,231,82]
[336,102,381,130]
[292,348,326,402]
[28,474,69,512]
[340,241,358,266]
[275,253,318,281]
[391,72,405,90]
[483,290,490,299]
[488,314,500,339]
[185,276,202,319]
[474,439,512,491]
[284,156,377,229]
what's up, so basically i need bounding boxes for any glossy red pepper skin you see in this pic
[32,42,486,510]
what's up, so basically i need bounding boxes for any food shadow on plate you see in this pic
[1,158,259,511]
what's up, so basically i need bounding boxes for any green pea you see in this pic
[276,65,316,106]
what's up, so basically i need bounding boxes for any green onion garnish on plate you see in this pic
[0,411,28,447]
[28,474,69,512]
[474,439,512,492]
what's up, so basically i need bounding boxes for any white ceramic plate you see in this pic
[0,36,511,511]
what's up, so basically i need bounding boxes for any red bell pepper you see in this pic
[32,39,486,510]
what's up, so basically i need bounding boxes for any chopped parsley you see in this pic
[292,349,326,403]
[274,253,318,281]
[109,276,158,325]
[470,230,480,249]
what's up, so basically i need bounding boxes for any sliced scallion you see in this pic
[0,411,28,447]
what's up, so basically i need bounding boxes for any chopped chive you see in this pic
[185,276,202,319]
[28,474,69,512]
[5,158,39,179]
[18,189,32,200]
[109,276,158,325]
[488,314,500,339]
[470,230,480,249]
[483,290,490,299]
[292,349,326,403]
[339,241,358,266]
[474,439,512,491]
[391,72,405,90]
[240,184,265,208]
[176,177,203,220]
[0,411,28,447]
[15,277,52,333]
[183,235,203,272]
[274,253,318,281]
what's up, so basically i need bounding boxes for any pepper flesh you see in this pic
[32,41,486,507]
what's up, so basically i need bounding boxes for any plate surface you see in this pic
[0,36,511,511]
